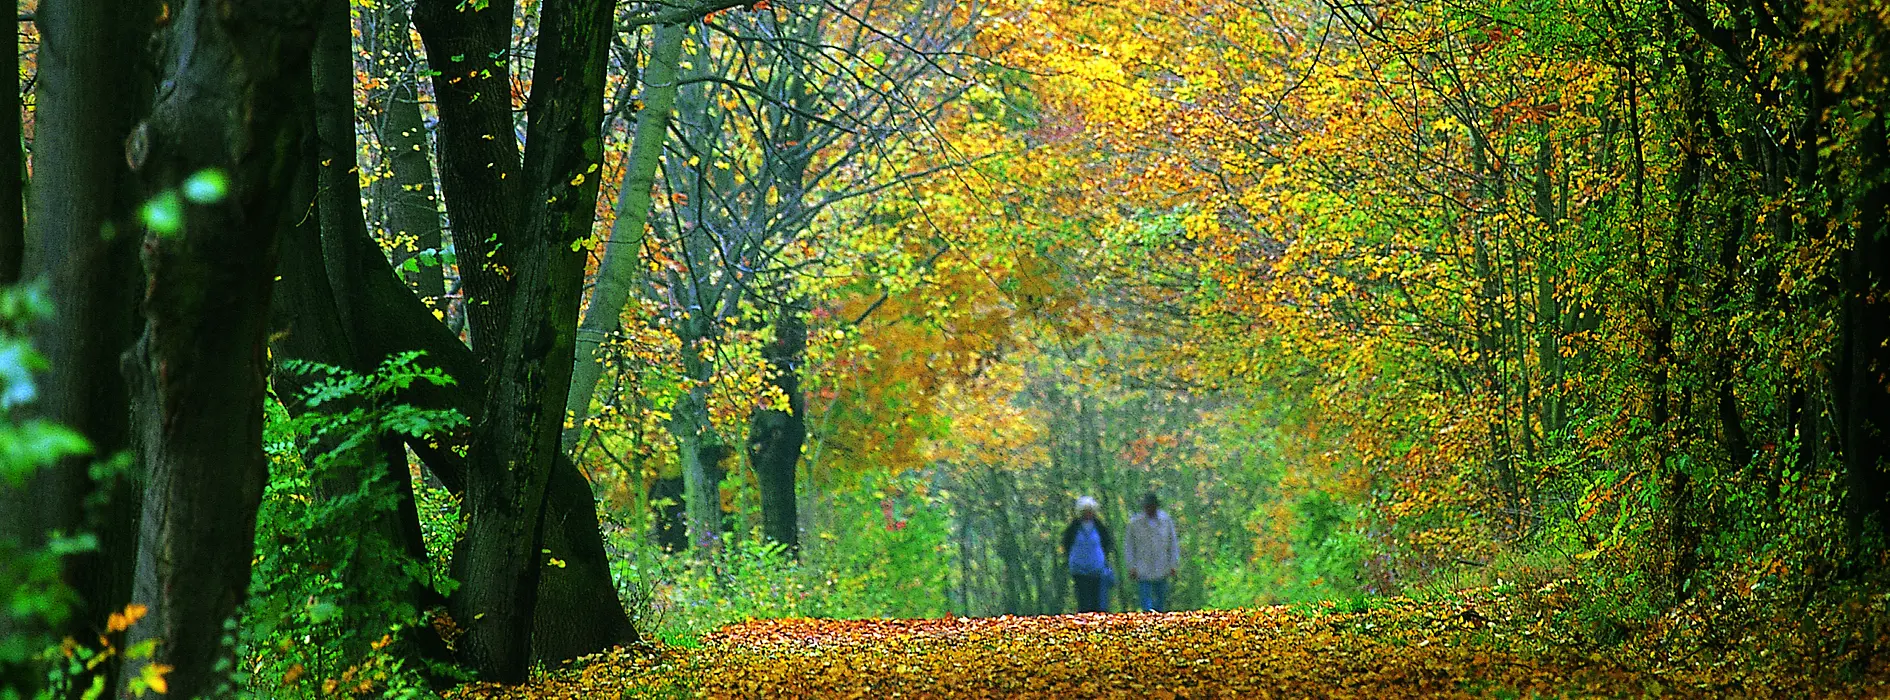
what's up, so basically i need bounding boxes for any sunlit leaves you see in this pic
[133,661,172,696]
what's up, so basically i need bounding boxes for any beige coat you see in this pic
[1124,510,1180,580]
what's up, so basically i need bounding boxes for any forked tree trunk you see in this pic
[120,1,319,697]
[264,1,457,672]
[441,0,615,678]
[296,154,634,666]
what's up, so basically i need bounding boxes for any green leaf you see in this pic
[140,190,184,237]
[124,638,158,660]
[181,169,230,204]
[0,339,46,408]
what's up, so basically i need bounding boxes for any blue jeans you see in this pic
[1137,578,1171,612]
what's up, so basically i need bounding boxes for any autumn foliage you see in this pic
[6,0,1890,693]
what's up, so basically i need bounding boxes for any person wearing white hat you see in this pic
[1060,496,1116,612]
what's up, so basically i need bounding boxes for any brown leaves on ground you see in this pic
[452,590,1889,699]
[693,609,1614,698]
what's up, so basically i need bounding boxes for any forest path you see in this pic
[449,590,1859,699]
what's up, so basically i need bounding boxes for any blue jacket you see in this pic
[1061,518,1115,577]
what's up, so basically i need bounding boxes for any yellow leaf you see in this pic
[140,663,172,695]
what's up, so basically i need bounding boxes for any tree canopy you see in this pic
[2,0,1888,695]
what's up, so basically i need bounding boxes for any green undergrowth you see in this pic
[608,472,954,647]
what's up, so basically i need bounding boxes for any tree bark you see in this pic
[412,0,520,360]
[19,0,154,637]
[302,224,637,667]
[563,21,688,453]
[1840,111,1890,550]
[1,2,153,693]
[311,0,373,357]
[120,1,318,697]
[748,304,806,553]
[295,163,633,666]
[266,1,459,672]
[530,455,635,665]
[672,333,723,555]
[443,0,615,679]
[269,156,349,388]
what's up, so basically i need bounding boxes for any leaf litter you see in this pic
[450,585,1889,699]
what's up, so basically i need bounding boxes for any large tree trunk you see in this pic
[530,456,636,664]
[299,220,637,668]
[442,0,615,679]
[268,146,429,652]
[563,21,688,453]
[18,0,152,641]
[299,165,633,666]
[748,304,806,553]
[364,0,447,306]
[264,1,459,672]
[269,180,456,673]
[119,1,318,697]
[1840,111,1890,551]
[1,1,153,693]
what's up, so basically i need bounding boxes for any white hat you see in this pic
[1075,496,1099,513]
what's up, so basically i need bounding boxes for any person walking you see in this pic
[1061,496,1115,613]
[1125,492,1180,612]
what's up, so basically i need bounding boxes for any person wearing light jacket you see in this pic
[1124,492,1181,612]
